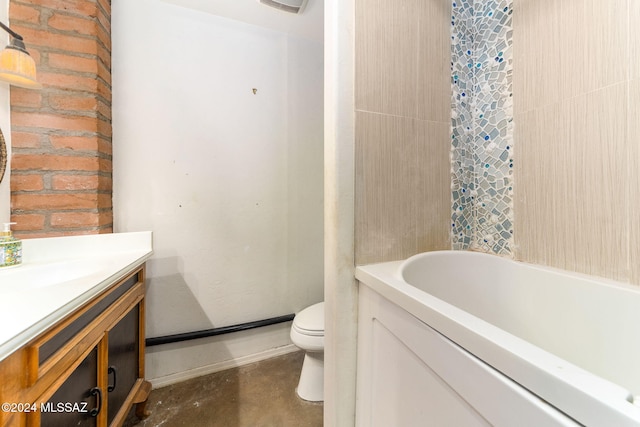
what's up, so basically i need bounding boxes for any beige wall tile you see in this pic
[515,83,629,281]
[563,84,628,281]
[513,0,561,114]
[559,0,628,98]
[355,0,419,117]
[355,112,418,264]
[514,102,564,267]
[355,112,450,265]
[416,0,452,123]
[514,0,629,105]
[354,0,452,265]
[416,120,452,251]
[630,79,640,284]
[558,0,586,99]
[631,0,640,80]
[583,0,628,92]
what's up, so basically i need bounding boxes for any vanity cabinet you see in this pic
[40,346,99,427]
[0,266,151,427]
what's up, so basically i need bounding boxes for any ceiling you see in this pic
[159,0,324,42]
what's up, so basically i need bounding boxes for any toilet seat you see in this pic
[290,302,324,352]
[292,302,324,337]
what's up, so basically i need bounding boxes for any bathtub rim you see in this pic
[355,252,640,427]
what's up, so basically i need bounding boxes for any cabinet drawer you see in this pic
[39,274,140,366]
[27,269,143,388]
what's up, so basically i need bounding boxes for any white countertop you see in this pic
[0,231,153,362]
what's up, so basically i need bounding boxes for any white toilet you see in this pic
[290,301,324,402]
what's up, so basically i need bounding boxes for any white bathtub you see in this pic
[355,250,640,426]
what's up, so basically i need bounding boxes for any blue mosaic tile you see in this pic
[450,0,513,256]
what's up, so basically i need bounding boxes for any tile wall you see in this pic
[513,0,640,283]
[355,0,640,284]
[451,0,514,256]
[354,0,452,265]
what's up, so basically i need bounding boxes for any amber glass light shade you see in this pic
[0,43,41,89]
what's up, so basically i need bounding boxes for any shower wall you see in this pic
[354,0,452,265]
[512,0,640,284]
[355,0,640,288]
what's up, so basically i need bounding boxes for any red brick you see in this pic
[96,20,110,51]
[98,211,112,227]
[24,47,41,66]
[98,157,111,173]
[96,99,111,120]
[8,0,113,238]
[11,154,99,171]
[10,89,42,108]
[97,137,111,156]
[52,174,99,190]
[9,3,41,24]
[96,7,110,38]
[97,0,111,16]
[11,25,98,55]
[49,94,98,112]
[97,193,112,208]
[97,118,111,138]
[48,13,97,36]
[97,44,111,69]
[10,214,45,230]
[96,78,111,101]
[38,71,99,92]
[51,211,101,228]
[11,132,41,148]
[50,135,99,151]
[97,60,110,85]
[97,175,112,191]
[31,0,98,17]
[10,174,44,191]
[12,111,99,133]
[12,193,98,210]
[48,52,98,74]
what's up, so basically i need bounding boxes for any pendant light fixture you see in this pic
[0,21,41,89]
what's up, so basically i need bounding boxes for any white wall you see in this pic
[112,0,323,383]
[0,0,11,224]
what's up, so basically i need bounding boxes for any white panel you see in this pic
[370,320,489,426]
[357,285,580,427]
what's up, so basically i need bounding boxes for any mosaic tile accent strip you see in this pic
[450,0,514,256]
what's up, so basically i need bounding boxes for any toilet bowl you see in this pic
[290,301,324,402]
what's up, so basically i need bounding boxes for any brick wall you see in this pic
[9,0,112,238]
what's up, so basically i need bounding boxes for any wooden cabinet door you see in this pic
[107,304,140,424]
[40,346,101,427]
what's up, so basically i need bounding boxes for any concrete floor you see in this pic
[124,351,323,427]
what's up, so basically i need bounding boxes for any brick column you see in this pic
[9,0,112,238]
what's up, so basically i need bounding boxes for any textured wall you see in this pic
[513,0,640,284]
[112,0,324,381]
[9,0,112,238]
[354,0,451,265]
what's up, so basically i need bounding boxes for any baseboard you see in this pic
[148,344,299,389]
